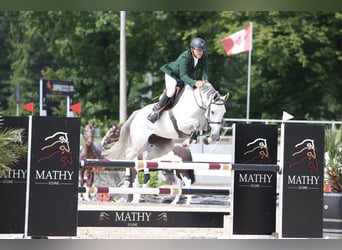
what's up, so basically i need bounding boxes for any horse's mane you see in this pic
[200,83,217,97]
[197,83,219,103]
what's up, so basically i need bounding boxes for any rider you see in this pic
[147,37,209,123]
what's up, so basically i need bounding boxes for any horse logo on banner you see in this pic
[289,139,318,172]
[242,138,270,164]
[38,131,73,167]
[157,212,168,226]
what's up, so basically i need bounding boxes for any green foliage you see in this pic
[138,172,163,188]
[0,11,341,123]
[0,127,27,177]
[325,126,342,193]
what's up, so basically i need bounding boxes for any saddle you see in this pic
[155,80,186,111]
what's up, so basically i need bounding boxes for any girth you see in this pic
[168,110,190,138]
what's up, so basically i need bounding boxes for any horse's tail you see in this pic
[102,111,137,159]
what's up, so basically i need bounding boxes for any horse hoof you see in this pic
[183,139,192,147]
[203,137,212,145]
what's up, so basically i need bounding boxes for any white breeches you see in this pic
[165,73,177,97]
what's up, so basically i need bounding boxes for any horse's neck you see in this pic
[91,143,104,159]
[173,85,214,118]
[173,85,203,115]
[81,144,95,159]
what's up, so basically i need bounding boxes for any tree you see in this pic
[0,11,341,124]
[215,11,342,120]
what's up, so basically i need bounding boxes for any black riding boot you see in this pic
[147,94,170,123]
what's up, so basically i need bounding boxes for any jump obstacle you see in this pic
[0,116,327,238]
[78,159,277,196]
[78,186,231,196]
[80,158,278,172]
[0,78,329,237]
[80,158,232,170]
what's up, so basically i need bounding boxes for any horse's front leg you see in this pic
[178,119,202,147]
[182,129,201,147]
[189,130,200,144]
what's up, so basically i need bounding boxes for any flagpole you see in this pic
[246,22,253,122]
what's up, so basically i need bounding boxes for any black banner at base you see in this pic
[233,170,277,235]
[0,117,28,233]
[232,123,278,235]
[78,210,229,228]
[281,124,324,238]
[26,116,80,237]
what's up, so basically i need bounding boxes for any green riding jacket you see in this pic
[160,49,208,86]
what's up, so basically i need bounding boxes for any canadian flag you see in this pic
[221,24,252,56]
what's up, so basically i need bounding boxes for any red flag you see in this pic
[221,24,252,56]
[22,102,34,113]
[70,102,81,114]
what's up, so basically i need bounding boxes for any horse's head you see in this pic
[83,123,95,147]
[101,123,121,146]
[199,83,229,144]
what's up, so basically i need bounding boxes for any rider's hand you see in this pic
[195,80,204,88]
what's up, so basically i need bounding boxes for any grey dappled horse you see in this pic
[102,83,229,161]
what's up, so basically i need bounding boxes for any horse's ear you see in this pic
[223,92,230,103]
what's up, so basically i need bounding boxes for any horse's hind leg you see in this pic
[171,171,192,205]
[131,168,141,203]
[82,168,93,201]
[131,152,151,203]
[79,168,85,201]
[171,171,183,204]
[182,173,192,206]
[87,169,95,200]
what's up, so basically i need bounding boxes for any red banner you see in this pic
[70,102,81,114]
[22,102,34,114]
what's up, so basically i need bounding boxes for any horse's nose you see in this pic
[211,133,220,141]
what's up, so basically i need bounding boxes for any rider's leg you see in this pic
[147,94,170,123]
[147,74,176,123]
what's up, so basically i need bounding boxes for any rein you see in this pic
[193,86,225,125]
[168,83,226,138]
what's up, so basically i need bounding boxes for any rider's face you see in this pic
[192,48,204,59]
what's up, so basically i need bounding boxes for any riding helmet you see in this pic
[190,37,206,51]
